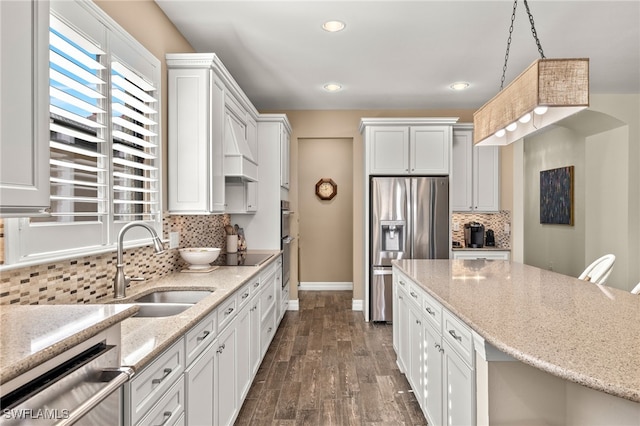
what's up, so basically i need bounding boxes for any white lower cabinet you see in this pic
[393,267,475,425]
[185,343,215,425]
[215,318,238,425]
[131,259,284,426]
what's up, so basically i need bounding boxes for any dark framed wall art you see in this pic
[540,166,574,226]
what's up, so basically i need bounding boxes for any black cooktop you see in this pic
[219,252,274,266]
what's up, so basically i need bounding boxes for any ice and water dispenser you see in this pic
[380,220,406,253]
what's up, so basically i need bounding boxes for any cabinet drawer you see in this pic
[422,291,442,331]
[129,339,185,425]
[217,296,237,331]
[237,282,252,309]
[137,376,185,426]
[260,280,276,322]
[185,310,217,366]
[442,309,474,366]
[407,282,423,308]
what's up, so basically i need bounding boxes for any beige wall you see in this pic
[519,95,640,290]
[298,138,353,284]
[94,0,194,211]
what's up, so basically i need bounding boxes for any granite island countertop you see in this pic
[0,250,280,385]
[392,259,640,403]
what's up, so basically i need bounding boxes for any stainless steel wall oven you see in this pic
[280,200,292,289]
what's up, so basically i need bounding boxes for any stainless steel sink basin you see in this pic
[133,290,213,304]
[133,303,193,317]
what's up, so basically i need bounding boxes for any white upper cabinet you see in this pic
[0,0,50,217]
[451,124,500,212]
[361,118,456,176]
[166,53,260,214]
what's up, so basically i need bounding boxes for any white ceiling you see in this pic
[155,0,640,111]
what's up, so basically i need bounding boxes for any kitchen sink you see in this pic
[133,290,214,304]
[133,303,193,318]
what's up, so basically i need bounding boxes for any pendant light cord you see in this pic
[500,0,546,90]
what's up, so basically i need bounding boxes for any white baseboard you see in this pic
[352,299,364,311]
[298,282,353,291]
[287,299,299,311]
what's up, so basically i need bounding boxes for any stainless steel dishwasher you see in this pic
[0,342,133,426]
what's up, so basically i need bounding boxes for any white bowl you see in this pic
[179,247,221,270]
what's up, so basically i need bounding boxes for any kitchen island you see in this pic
[393,259,639,426]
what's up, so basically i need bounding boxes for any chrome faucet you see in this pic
[114,222,165,299]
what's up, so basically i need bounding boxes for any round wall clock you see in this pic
[315,178,337,200]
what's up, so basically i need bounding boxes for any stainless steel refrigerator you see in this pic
[370,176,449,321]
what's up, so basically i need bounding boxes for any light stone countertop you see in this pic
[451,247,511,251]
[0,251,280,385]
[0,304,138,384]
[393,259,640,403]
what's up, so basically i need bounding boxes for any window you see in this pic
[4,1,161,266]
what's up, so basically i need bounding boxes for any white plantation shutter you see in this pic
[5,1,162,265]
[111,60,160,223]
[46,14,107,224]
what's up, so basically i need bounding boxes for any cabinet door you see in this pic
[168,69,225,213]
[249,297,262,377]
[215,322,238,425]
[236,303,252,402]
[451,129,474,211]
[0,0,50,216]
[473,145,500,211]
[443,341,475,426]
[185,344,215,426]
[397,288,410,374]
[423,323,443,426]
[280,127,290,189]
[392,275,399,353]
[368,126,410,174]
[410,126,450,175]
[409,306,424,402]
[246,181,258,212]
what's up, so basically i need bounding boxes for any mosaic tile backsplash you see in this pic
[452,210,511,249]
[0,214,230,305]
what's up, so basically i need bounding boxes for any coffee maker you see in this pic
[464,222,485,248]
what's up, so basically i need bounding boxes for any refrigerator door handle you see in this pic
[372,268,392,275]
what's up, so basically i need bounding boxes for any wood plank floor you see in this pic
[235,290,427,425]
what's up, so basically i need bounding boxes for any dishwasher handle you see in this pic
[55,367,134,426]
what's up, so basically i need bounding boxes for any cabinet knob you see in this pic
[425,307,435,316]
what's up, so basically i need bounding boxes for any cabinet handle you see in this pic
[425,307,435,316]
[217,343,226,354]
[440,347,445,354]
[410,291,418,299]
[253,282,260,288]
[415,319,421,325]
[435,343,440,350]
[154,411,172,426]
[268,295,273,300]
[151,368,172,385]
[242,292,249,299]
[399,295,403,300]
[225,307,234,316]
[449,329,462,341]
[268,327,273,333]
[399,280,406,287]
[197,330,211,342]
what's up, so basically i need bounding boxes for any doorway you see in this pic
[298,138,353,289]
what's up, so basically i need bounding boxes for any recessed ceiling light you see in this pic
[323,83,342,92]
[322,20,346,32]
[450,82,470,91]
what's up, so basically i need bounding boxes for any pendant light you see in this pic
[473,0,589,146]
